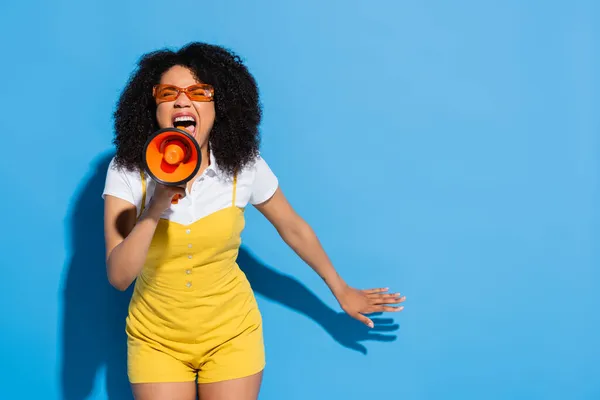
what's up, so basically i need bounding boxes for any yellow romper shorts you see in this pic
[125,172,265,384]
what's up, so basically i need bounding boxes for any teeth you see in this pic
[174,116,195,123]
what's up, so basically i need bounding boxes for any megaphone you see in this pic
[142,127,201,204]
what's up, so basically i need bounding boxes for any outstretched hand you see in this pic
[335,286,405,328]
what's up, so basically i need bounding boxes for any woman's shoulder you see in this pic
[102,156,145,206]
[106,157,144,184]
[236,153,279,205]
[239,153,275,176]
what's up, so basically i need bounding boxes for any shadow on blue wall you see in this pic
[59,151,399,399]
[60,150,133,400]
[237,250,400,354]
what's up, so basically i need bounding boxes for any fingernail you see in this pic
[369,322,374,328]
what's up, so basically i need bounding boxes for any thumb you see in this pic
[354,313,374,329]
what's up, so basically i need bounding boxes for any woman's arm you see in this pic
[103,184,185,291]
[103,195,160,291]
[254,187,405,327]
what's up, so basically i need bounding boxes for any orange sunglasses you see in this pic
[152,83,215,104]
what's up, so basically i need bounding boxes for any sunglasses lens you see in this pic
[156,85,179,101]
[188,85,213,101]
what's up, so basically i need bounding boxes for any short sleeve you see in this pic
[102,158,140,209]
[249,155,279,205]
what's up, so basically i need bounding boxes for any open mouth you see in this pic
[173,115,197,135]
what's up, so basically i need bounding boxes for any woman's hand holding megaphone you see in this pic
[147,184,186,217]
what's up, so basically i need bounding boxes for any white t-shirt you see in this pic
[102,151,279,225]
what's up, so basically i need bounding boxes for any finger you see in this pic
[353,313,374,328]
[361,307,383,315]
[367,290,401,296]
[367,292,403,300]
[377,305,404,312]
[369,291,403,298]
[370,295,406,305]
[363,287,389,294]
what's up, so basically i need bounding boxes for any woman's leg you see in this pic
[128,340,198,399]
[197,370,263,400]
[132,382,197,400]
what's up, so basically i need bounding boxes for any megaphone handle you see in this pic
[171,194,182,204]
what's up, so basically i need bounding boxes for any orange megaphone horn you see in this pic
[142,127,201,204]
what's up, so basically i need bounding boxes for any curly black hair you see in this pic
[112,42,261,177]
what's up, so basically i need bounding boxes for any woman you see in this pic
[103,42,405,400]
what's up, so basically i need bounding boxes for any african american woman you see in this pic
[102,42,405,400]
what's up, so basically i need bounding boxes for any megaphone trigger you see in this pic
[171,193,183,204]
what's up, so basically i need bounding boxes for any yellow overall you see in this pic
[125,171,265,384]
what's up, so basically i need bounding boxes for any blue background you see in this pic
[1,0,598,399]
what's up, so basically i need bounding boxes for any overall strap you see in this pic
[231,172,238,207]
[138,170,147,219]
